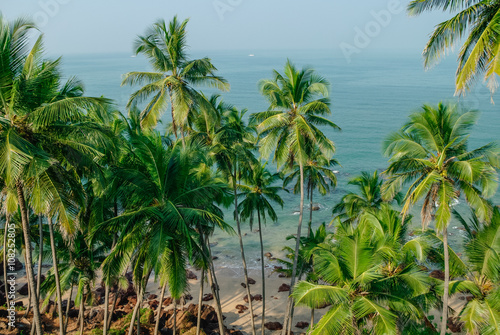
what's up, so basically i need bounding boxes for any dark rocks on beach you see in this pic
[186,270,198,280]
[296,321,309,329]
[265,252,273,258]
[148,294,158,300]
[254,294,263,301]
[312,205,320,211]
[163,297,173,306]
[241,283,246,288]
[235,304,248,313]
[202,293,214,301]
[278,283,290,292]
[212,256,219,260]
[278,273,289,278]
[149,300,159,309]
[184,293,193,301]
[264,322,283,331]
[248,278,256,285]
[18,283,29,296]
[243,294,254,303]
[0,259,23,275]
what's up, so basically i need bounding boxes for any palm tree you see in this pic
[407,0,500,95]
[251,59,340,334]
[332,171,401,224]
[211,106,259,335]
[238,161,284,335]
[382,102,499,334]
[450,207,500,334]
[122,16,229,138]
[0,17,110,334]
[293,205,433,334]
[284,149,338,233]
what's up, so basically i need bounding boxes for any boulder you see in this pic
[447,317,464,333]
[265,252,273,258]
[187,270,198,280]
[241,283,246,288]
[243,294,254,303]
[202,293,214,301]
[17,284,29,296]
[248,278,256,285]
[278,284,291,292]
[264,322,283,330]
[163,297,173,306]
[254,294,263,301]
[235,304,248,313]
[296,321,309,329]
[148,294,158,300]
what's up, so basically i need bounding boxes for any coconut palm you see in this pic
[238,161,284,335]
[332,171,401,224]
[284,149,339,233]
[211,107,259,335]
[448,207,500,334]
[251,59,340,334]
[407,0,500,96]
[293,206,432,334]
[122,16,229,139]
[382,102,499,334]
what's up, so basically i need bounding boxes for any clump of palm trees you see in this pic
[1,13,500,335]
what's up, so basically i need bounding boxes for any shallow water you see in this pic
[62,50,500,267]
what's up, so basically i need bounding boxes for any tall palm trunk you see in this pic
[440,227,450,335]
[206,235,225,335]
[16,182,42,335]
[196,269,204,335]
[103,232,117,335]
[308,180,313,237]
[24,253,32,318]
[78,294,85,335]
[282,162,305,335]
[257,211,266,335]
[233,170,256,335]
[36,216,43,301]
[128,270,151,335]
[64,285,73,332]
[107,288,119,330]
[311,308,314,326]
[154,282,167,335]
[48,217,65,335]
[137,307,141,335]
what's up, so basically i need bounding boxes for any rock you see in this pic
[264,322,283,330]
[265,252,273,258]
[17,284,29,296]
[254,294,263,301]
[278,273,288,278]
[61,299,75,310]
[296,321,309,329]
[187,270,198,280]
[184,294,193,301]
[278,283,291,292]
[14,301,23,308]
[241,283,247,288]
[200,304,218,323]
[123,305,133,314]
[236,304,248,313]
[163,297,173,306]
[248,278,256,285]
[243,294,254,303]
[148,294,158,300]
[127,295,137,305]
[312,205,320,211]
[230,331,244,335]
[89,308,105,323]
[149,300,159,309]
[202,293,214,301]
[0,259,23,275]
[447,317,464,333]
[429,270,445,280]
[212,256,219,260]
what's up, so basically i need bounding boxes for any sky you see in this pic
[2,0,452,56]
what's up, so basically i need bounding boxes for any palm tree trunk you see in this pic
[137,306,141,335]
[36,216,43,302]
[24,253,32,318]
[128,270,151,335]
[205,235,225,335]
[64,285,73,333]
[103,234,117,335]
[173,299,178,335]
[233,171,256,335]
[282,162,305,335]
[308,180,313,238]
[49,217,65,335]
[257,211,266,335]
[154,282,167,335]
[168,88,179,141]
[107,289,118,330]
[196,269,204,335]
[16,181,42,335]
[311,308,314,326]
[78,295,85,335]
[440,227,449,335]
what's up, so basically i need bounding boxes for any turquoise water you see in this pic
[61,50,500,270]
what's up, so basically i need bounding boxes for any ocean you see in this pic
[61,50,500,271]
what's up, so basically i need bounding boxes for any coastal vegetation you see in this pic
[0,13,499,335]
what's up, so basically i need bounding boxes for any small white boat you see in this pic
[249,54,255,57]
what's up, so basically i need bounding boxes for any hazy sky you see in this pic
[3,0,451,56]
